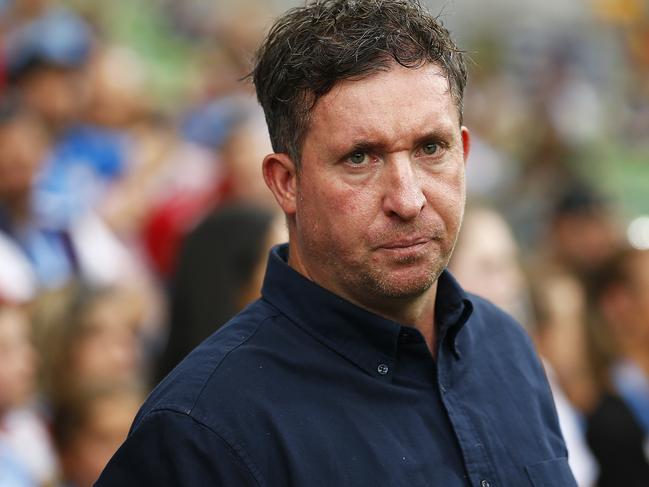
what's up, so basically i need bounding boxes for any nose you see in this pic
[381,156,425,221]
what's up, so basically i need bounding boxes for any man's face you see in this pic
[288,62,469,309]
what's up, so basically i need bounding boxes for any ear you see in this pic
[262,152,298,216]
[460,126,470,164]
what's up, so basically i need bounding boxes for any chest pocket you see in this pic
[525,458,577,487]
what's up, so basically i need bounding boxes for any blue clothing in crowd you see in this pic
[96,244,576,486]
[35,125,128,227]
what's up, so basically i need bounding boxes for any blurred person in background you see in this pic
[532,271,599,413]
[586,247,649,487]
[528,183,624,414]
[51,383,142,487]
[1,8,172,333]
[82,43,175,244]
[0,99,142,291]
[544,185,622,284]
[4,7,92,135]
[31,283,146,407]
[4,7,133,227]
[0,304,58,487]
[156,202,286,380]
[0,99,76,289]
[450,206,598,487]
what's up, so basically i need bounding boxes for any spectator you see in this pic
[0,100,140,291]
[32,283,145,406]
[586,247,649,487]
[5,8,92,133]
[545,184,622,283]
[529,183,624,412]
[5,7,131,225]
[0,100,64,288]
[0,304,58,487]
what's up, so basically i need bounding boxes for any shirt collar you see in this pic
[261,244,473,378]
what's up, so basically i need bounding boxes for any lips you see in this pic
[378,237,431,249]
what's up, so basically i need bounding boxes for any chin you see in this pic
[362,268,439,300]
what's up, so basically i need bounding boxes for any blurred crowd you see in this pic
[0,0,647,486]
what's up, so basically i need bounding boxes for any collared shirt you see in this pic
[96,244,576,487]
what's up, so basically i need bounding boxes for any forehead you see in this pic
[305,63,458,152]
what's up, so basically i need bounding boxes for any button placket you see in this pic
[438,339,497,487]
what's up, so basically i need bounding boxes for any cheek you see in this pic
[329,189,378,250]
[300,176,374,231]
[72,343,103,378]
[426,178,465,224]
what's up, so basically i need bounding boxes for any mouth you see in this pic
[373,237,439,263]
[379,237,432,250]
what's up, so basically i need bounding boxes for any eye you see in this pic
[348,152,368,165]
[421,142,439,155]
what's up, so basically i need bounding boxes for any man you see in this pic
[96,1,576,485]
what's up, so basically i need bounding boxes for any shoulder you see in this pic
[96,408,262,486]
[135,299,281,427]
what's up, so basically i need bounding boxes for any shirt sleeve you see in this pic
[94,409,260,487]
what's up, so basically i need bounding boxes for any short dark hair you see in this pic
[251,0,467,166]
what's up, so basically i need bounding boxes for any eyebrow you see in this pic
[342,128,457,156]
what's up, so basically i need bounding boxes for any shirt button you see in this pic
[377,364,389,375]
[480,480,491,487]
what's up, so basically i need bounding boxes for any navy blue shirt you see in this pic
[96,245,576,486]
